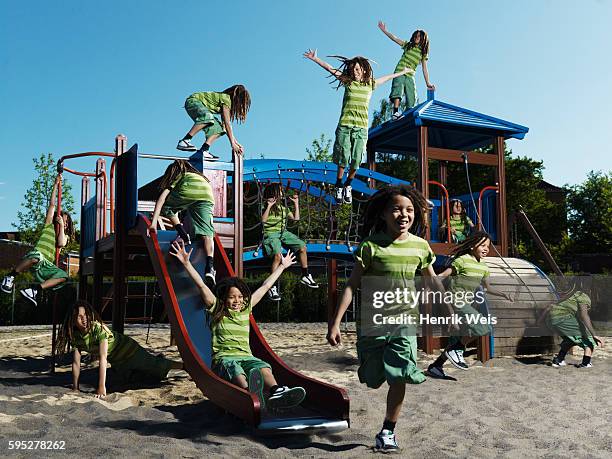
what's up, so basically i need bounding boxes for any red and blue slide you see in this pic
[138,216,349,435]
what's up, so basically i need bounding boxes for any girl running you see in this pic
[170,240,306,410]
[327,184,439,452]
[148,159,217,284]
[176,85,251,161]
[378,21,435,119]
[427,232,513,377]
[261,183,318,301]
[303,49,413,205]
[56,300,183,398]
[2,175,74,306]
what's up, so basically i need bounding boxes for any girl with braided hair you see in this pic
[327,184,440,452]
[303,49,414,205]
[56,300,182,398]
[148,159,217,284]
[427,232,513,378]
[176,84,251,161]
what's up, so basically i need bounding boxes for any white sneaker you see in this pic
[375,429,399,452]
[205,267,216,286]
[300,274,319,289]
[267,286,281,301]
[20,288,38,306]
[335,186,344,203]
[176,139,197,151]
[1,275,15,293]
[202,151,219,161]
[445,348,469,370]
[267,385,306,410]
[551,356,566,368]
[343,185,353,204]
[576,362,593,368]
[392,111,403,121]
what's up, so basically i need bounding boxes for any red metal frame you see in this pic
[428,179,451,242]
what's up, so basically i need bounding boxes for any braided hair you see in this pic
[55,300,109,356]
[328,55,374,89]
[223,84,251,123]
[444,231,491,269]
[158,160,207,191]
[406,29,430,58]
[360,184,430,239]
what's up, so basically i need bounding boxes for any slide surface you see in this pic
[137,215,349,434]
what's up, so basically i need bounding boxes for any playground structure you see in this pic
[49,90,561,432]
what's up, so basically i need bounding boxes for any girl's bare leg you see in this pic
[298,247,308,269]
[203,236,214,258]
[186,123,206,137]
[271,253,282,273]
[40,277,66,290]
[14,257,37,274]
[385,382,406,423]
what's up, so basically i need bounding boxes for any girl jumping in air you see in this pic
[56,300,183,398]
[378,21,435,119]
[261,183,318,301]
[303,49,414,205]
[327,184,440,452]
[2,175,74,306]
[170,240,306,410]
[541,282,603,368]
[176,85,251,161]
[427,232,513,377]
[440,199,475,243]
[148,159,217,285]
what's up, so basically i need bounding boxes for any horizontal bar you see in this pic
[428,147,498,166]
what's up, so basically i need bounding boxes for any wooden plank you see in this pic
[428,147,498,166]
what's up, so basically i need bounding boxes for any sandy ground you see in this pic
[0,323,611,458]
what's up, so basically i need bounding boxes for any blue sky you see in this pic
[1,0,611,228]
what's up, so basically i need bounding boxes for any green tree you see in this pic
[566,171,612,254]
[306,134,332,162]
[13,153,76,245]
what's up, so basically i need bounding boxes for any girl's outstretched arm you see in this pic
[71,348,81,391]
[377,20,406,46]
[95,339,108,398]
[289,194,300,221]
[375,67,414,86]
[303,49,342,78]
[327,263,364,346]
[169,239,217,309]
[220,106,244,156]
[578,304,603,347]
[44,175,61,225]
[482,278,513,301]
[251,251,296,307]
[422,59,436,90]
[148,189,171,236]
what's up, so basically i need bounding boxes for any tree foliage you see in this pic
[371,98,408,128]
[13,153,76,246]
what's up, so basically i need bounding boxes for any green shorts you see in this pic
[356,335,425,389]
[111,345,174,383]
[162,198,215,238]
[389,74,418,109]
[24,251,69,288]
[262,230,305,257]
[333,125,367,169]
[548,316,596,349]
[212,356,271,382]
[184,97,226,138]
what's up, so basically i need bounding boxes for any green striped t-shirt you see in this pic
[549,291,591,320]
[394,43,427,73]
[338,80,376,129]
[210,300,252,361]
[449,215,473,238]
[263,205,288,235]
[72,321,140,366]
[451,254,490,294]
[35,223,57,262]
[189,92,232,114]
[169,172,214,204]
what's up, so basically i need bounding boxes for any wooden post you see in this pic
[233,152,244,277]
[327,259,338,324]
[494,136,508,256]
[112,135,127,334]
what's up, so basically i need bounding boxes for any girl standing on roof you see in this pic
[1,175,74,307]
[148,160,217,285]
[170,240,306,411]
[304,49,414,205]
[378,21,435,120]
[176,85,251,162]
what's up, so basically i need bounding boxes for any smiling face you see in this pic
[352,62,364,82]
[224,286,245,311]
[381,194,415,239]
[75,306,88,333]
[472,238,491,260]
[451,200,463,215]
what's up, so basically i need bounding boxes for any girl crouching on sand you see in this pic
[170,240,306,410]
[56,301,183,398]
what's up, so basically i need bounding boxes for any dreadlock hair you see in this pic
[263,182,284,215]
[450,199,470,225]
[55,300,109,357]
[223,84,251,123]
[158,159,207,191]
[406,29,430,58]
[444,231,491,269]
[360,184,430,239]
[208,277,252,327]
[328,55,374,89]
[54,210,75,241]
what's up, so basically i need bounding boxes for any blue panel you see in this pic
[244,242,358,263]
